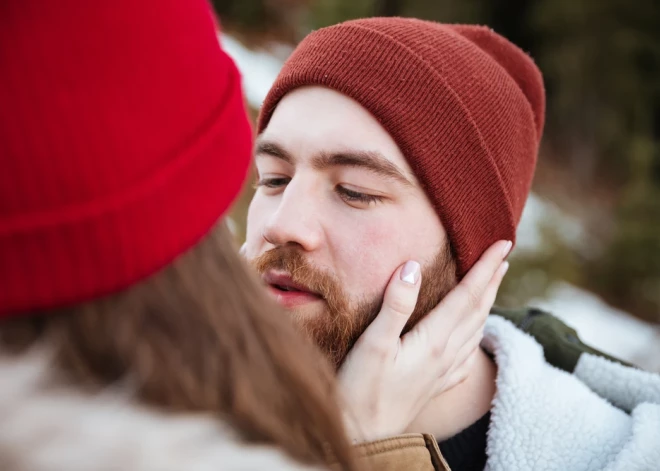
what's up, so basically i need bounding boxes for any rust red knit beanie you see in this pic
[0,0,252,316]
[258,18,545,276]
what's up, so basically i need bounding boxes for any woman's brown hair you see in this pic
[0,222,359,470]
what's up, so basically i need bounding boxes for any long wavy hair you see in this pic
[0,222,359,470]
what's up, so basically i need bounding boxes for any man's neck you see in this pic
[406,348,497,441]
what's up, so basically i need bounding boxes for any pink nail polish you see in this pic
[400,261,421,285]
[502,241,513,257]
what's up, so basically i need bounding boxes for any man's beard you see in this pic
[252,246,457,370]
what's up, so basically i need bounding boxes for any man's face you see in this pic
[246,86,456,367]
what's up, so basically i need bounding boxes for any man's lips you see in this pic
[262,271,323,307]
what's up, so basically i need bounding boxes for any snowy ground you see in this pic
[530,283,660,371]
[220,34,283,109]
[515,193,586,254]
[223,35,660,372]
[517,195,660,371]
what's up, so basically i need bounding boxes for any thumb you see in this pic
[362,261,422,342]
[239,242,247,258]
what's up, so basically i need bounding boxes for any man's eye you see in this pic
[336,185,384,206]
[255,177,290,189]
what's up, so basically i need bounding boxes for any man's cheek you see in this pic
[360,224,409,274]
[245,201,267,257]
[345,252,398,300]
[243,226,259,259]
[355,223,397,255]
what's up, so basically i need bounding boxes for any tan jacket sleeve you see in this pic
[354,433,450,471]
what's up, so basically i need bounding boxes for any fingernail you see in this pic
[500,261,510,276]
[400,260,421,285]
[502,241,513,257]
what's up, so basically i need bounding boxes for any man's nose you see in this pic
[262,182,323,251]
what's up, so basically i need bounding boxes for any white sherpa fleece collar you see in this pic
[482,316,660,471]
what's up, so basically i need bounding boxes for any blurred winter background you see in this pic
[213,0,660,371]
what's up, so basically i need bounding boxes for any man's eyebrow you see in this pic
[312,150,413,187]
[254,139,293,164]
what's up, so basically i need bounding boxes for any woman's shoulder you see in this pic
[0,348,324,471]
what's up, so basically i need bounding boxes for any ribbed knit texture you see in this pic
[258,18,545,276]
[0,0,252,316]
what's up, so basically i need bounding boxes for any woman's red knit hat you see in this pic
[258,18,545,276]
[0,0,252,316]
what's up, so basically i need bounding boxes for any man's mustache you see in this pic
[251,247,342,306]
[251,246,376,369]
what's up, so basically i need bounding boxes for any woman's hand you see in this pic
[337,240,511,443]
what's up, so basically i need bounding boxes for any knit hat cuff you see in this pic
[0,60,252,315]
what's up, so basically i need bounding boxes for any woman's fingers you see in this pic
[360,260,422,346]
[413,240,511,343]
[337,260,425,442]
[437,332,483,395]
[441,239,510,317]
[447,259,508,350]
[453,325,485,369]
[435,349,479,395]
[337,241,511,442]
[480,259,510,315]
[436,319,484,380]
[461,240,512,290]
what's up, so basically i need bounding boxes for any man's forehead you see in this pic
[258,87,418,181]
